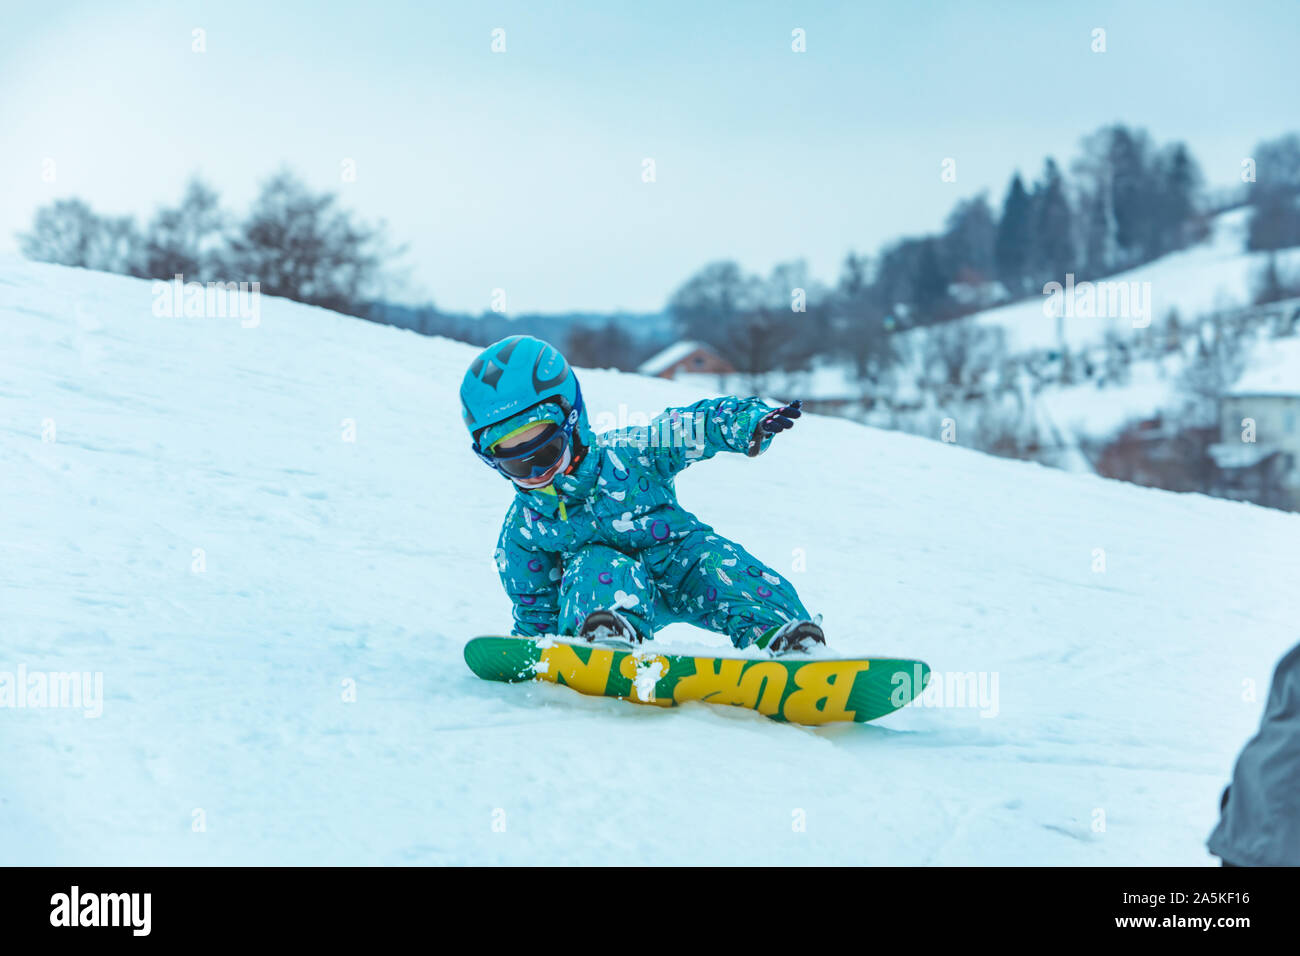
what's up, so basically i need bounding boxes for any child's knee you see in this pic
[558,545,655,634]
[563,545,642,589]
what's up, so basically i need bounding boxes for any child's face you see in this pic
[495,423,571,489]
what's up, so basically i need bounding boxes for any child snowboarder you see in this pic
[460,335,824,655]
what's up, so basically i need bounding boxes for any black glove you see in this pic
[747,400,802,457]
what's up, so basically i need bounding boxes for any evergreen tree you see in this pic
[995,174,1034,295]
[1152,143,1203,255]
[941,194,998,285]
[912,238,950,323]
[1247,133,1300,252]
[1107,125,1154,259]
[1030,158,1076,285]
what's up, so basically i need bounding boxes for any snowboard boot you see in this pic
[578,608,642,645]
[755,615,825,656]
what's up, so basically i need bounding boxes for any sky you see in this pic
[3,0,1298,314]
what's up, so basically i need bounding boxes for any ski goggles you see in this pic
[483,422,570,480]
[472,383,584,481]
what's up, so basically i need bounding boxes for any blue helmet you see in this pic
[460,335,588,449]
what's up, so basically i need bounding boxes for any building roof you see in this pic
[637,340,711,376]
[1227,337,1300,397]
[1208,442,1284,469]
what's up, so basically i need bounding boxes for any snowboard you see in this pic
[463,635,930,726]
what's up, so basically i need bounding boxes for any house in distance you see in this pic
[637,340,736,380]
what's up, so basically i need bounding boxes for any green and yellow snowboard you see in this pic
[464,636,930,726]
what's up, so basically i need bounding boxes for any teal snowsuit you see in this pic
[494,396,811,648]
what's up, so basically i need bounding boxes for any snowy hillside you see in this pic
[3,257,1299,865]
[973,208,1300,352]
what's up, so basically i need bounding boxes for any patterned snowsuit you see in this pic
[494,396,811,648]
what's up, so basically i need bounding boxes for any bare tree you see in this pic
[224,170,399,316]
[917,319,1006,403]
[563,321,642,371]
[1177,315,1250,426]
[18,199,144,274]
[667,259,826,380]
[667,260,754,352]
[141,178,225,281]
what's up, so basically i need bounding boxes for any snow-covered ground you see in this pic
[1037,356,1182,441]
[974,208,1300,353]
[3,257,1299,865]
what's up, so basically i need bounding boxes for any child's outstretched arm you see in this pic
[495,505,562,637]
[626,396,802,480]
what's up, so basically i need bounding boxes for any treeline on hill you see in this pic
[17,170,399,317]
[16,126,1300,376]
[18,168,668,369]
[668,128,1300,383]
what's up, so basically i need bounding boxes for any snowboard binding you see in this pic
[577,609,642,645]
[756,616,826,656]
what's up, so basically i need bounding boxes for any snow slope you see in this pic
[974,208,1300,353]
[3,257,1299,865]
